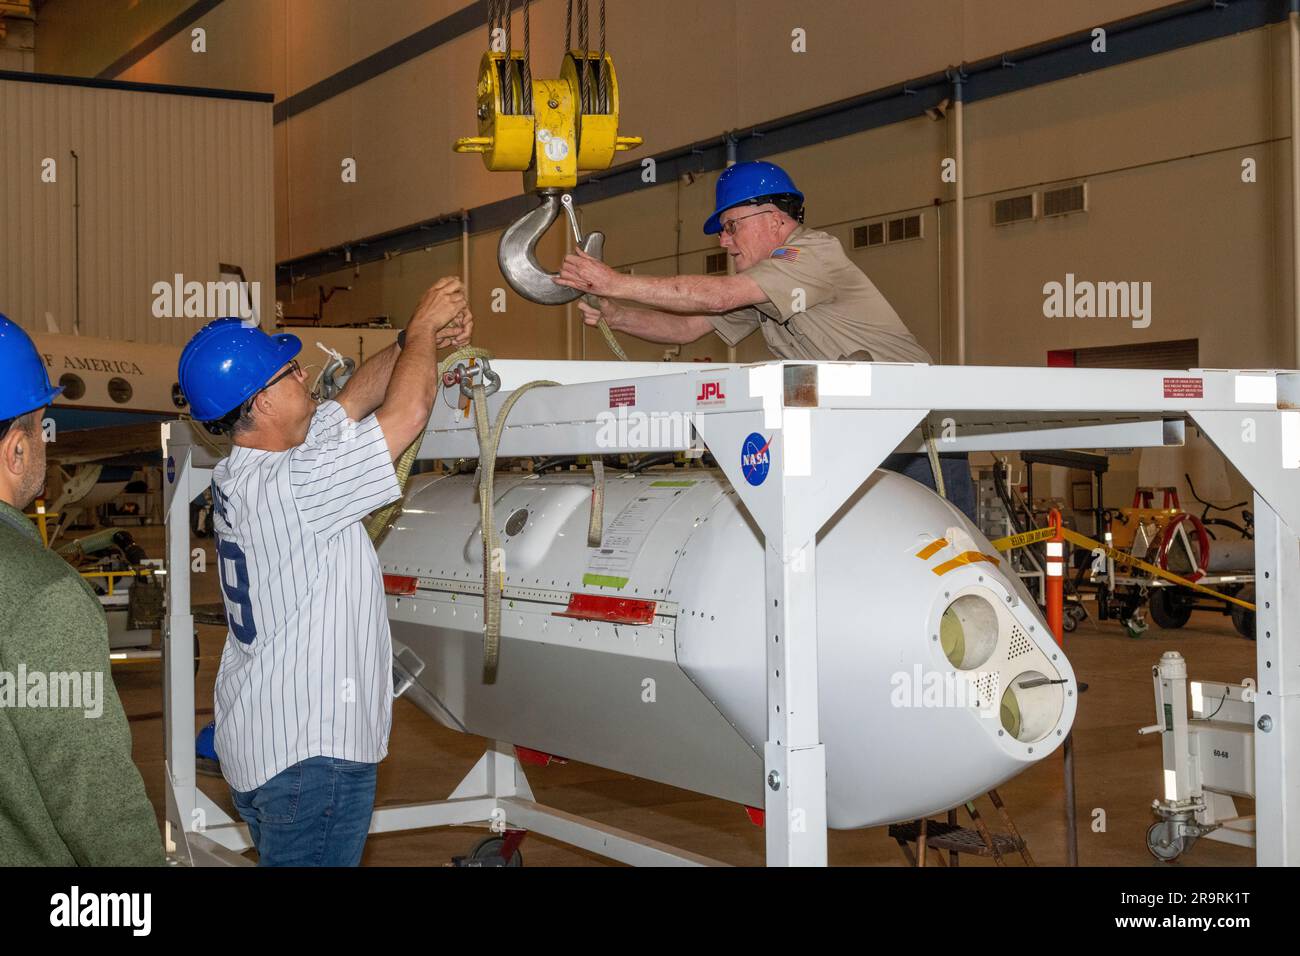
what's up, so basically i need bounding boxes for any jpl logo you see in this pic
[741,432,772,486]
[696,380,726,406]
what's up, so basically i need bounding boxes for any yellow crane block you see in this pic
[526,78,578,191]
[455,52,534,171]
[455,49,641,190]
[561,52,642,170]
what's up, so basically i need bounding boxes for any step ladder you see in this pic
[1133,486,1181,509]
[887,790,1033,866]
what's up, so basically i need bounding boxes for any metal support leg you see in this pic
[1190,408,1300,865]
[763,537,827,866]
[447,740,536,804]
[1063,735,1078,865]
[693,375,926,866]
[160,424,247,862]
[163,444,199,851]
[1251,495,1300,865]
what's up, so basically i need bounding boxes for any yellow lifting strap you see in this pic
[365,347,559,685]
[988,525,1256,612]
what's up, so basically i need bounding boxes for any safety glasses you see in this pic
[261,359,301,392]
[719,209,775,236]
[240,359,301,414]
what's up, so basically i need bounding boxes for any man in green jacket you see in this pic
[0,314,163,866]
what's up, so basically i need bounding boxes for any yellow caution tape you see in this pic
[990,524,1255,612]
[988,527,1055,552]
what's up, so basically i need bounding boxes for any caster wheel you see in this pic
[1062,613,1077,633]
[465,835,522,867]
[1146,820,1186,862]
[1231,587,1256,641]
[1149,589,1192,629]
[1125,617,1149,639]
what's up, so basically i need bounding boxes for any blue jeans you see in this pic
[232,756,377,867]
[881,451,977,523]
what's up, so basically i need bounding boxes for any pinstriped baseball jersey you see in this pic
[210,400,403,793]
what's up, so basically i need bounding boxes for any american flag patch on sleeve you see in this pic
[770,246,800,261]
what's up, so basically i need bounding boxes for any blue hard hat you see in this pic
[178,319,301,422]
[0,314,62,421]
[703,161,805,235]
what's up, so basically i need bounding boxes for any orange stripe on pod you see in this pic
[916,538,949,560]
[931,551,1001,575]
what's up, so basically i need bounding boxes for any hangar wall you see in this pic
[301,24,1295,372]
[0,74,275,344]
[58,0,1193,262]
[26,0,1298,375]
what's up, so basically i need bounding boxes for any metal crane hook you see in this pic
[498,189,605,305]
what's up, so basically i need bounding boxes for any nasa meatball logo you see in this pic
[740,433,773,486]
[166,456,175,484]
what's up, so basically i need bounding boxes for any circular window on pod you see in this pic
[59,373,86,401]
[108,377,133,404]
[1000,670,1065,743]
[939,593,999,670]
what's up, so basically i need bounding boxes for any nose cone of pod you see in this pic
[673,470,1076,829]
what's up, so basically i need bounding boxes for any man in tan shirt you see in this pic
[556,161,931,364]
[556,160,972,517]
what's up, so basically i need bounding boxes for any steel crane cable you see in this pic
[504,0,513,110]
[572,0,622,358]
[486,0,518,115]
[578,0,591,115]
[522,0,533,115]
[599,0,607,114]
[564,1,605,113]
[486,0,502,112]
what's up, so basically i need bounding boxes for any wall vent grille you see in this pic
[994,193,1036,226]
[1043,183,1087,218]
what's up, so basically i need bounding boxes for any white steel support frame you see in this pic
[160,426,251,866]
[162,361,1300,866]
[160,421,724,868]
